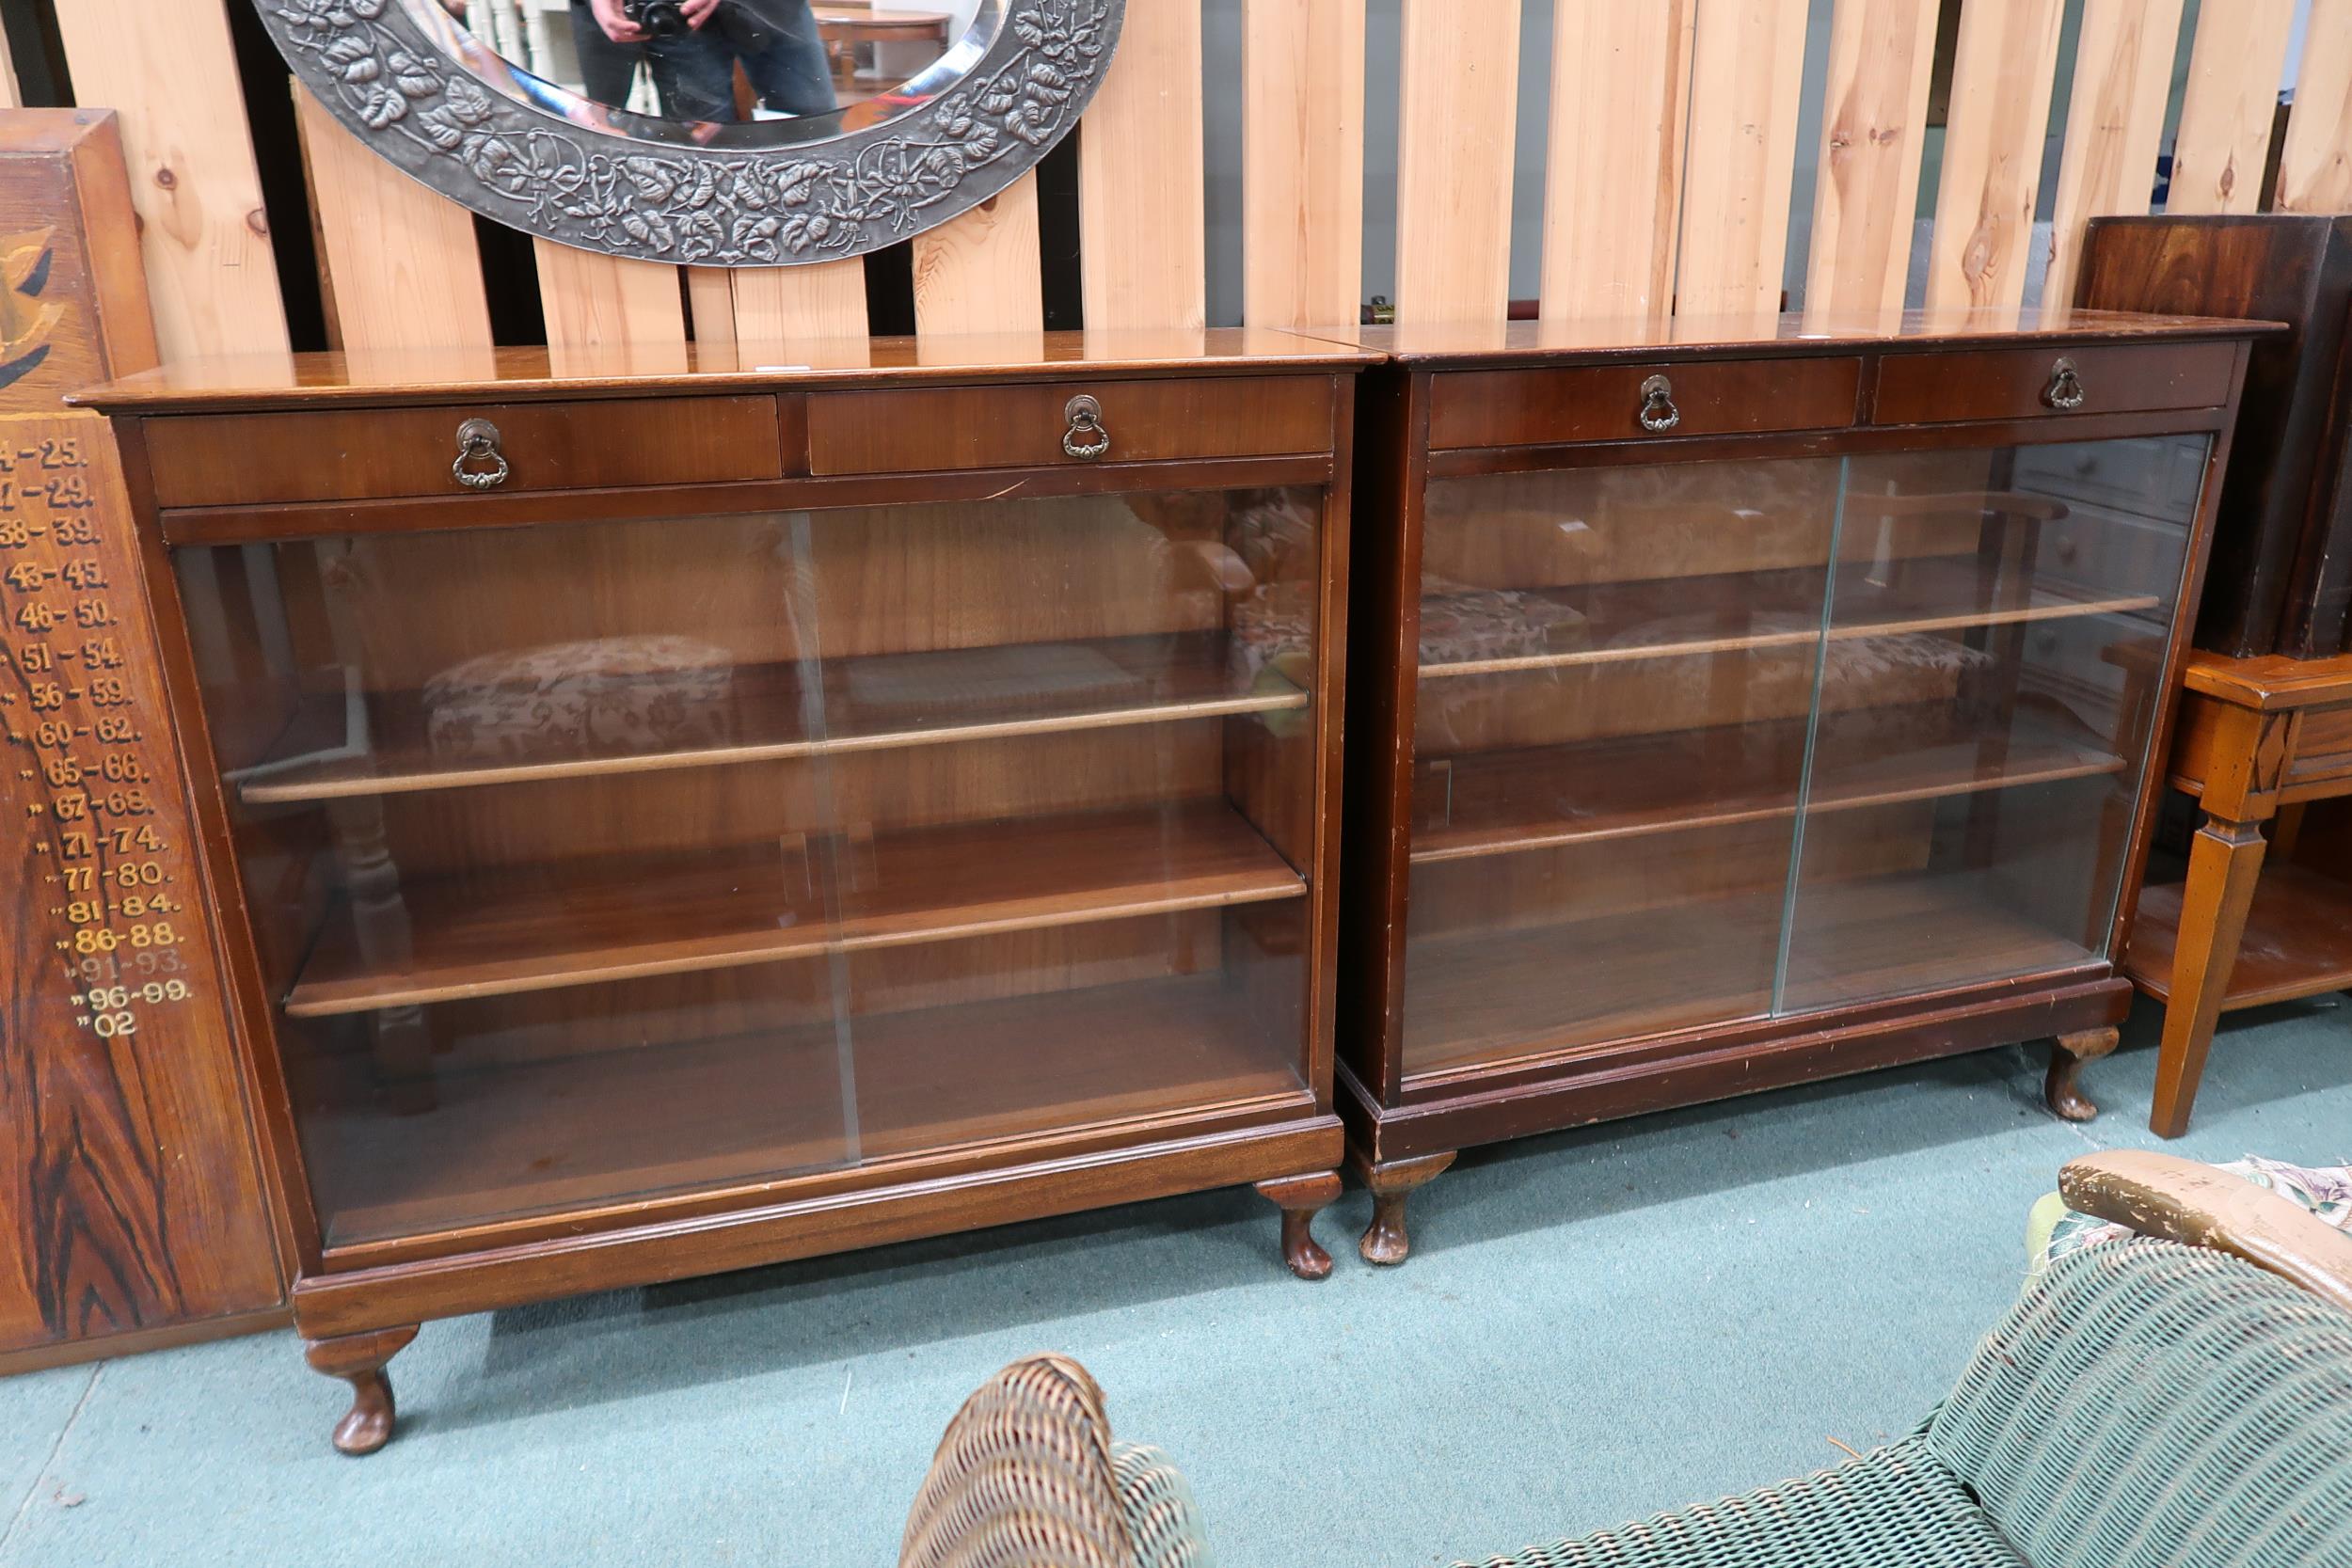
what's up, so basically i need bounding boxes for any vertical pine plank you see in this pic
[1079,0,1206,330]
[731,260,869,344]
[2277,2,2352,214]
[0,23,19,107]
[1393,0,1521,325]
[2042,0,2187,311]
[1923,0,2065,313]
[293,86,493,353]
[913,173,1044,335]
[1241,0,1365,329]
[53,0,290,358]
[1803,0,1940,318]
[533,241,688,372]
[2169,0,2295,214]
[1540,1,1695,325]
[686,267,739,353]
[1674,0,1809,317]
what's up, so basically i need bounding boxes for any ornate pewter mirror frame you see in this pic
[254,0,1121,266]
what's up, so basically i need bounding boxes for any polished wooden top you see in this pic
[2182,647,2352,710]
[72,328,1382,413]
[1292,306,2283,365]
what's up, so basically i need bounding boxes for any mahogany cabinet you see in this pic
[1326,310,2272,1261]
[78,330,1371,1450]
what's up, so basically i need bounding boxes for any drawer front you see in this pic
[804,375,1336,475]
[146,396,787,508]
[1871,341,2237,425]
[1425,357,1863,449]
[2290,705,2352,787]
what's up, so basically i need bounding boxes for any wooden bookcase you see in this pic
[1323,309,2271,1262]
[79,330,1371,1451]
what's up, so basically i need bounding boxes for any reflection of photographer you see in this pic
[576,0,836,122]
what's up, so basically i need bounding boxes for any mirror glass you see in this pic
[408,0,1004,146]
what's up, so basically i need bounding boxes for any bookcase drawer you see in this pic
[1424,356,1863,449]
[804,375,1338,474]
[145,396,787,507]
[1871,341,2238,425]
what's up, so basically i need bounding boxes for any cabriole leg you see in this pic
[1255,1171,1342,1280]
[305,1325,420,1456]
[2044,1025,2121,1122]
[1359,1151,1455,1266]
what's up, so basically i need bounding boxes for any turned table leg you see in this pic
[1358,1151,1455,1266]
[2151,816,2268,1139]
[305,1325,420,1456]
[1254,1171,1342,1280]
[2044,1025,2120,1122]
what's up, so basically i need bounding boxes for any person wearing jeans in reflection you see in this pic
[574,0,837,121]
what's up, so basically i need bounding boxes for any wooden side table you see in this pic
[2124,649,2352,1135]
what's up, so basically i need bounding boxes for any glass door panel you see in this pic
[175,483,1326,1245]
[1779,436,2208,1013]
[800,487,1320,1149]
[177,513,863,1245]
[1400,458,1843,1077]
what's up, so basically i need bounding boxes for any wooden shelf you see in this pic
[307,970,1311,1246]
[238,632,1304,804]
[284,801,1304,1017]
[1417,558,2156,679]
[1410,706,2124,863]
[1402,871,2095,1077]
[2127,864,2352,1010]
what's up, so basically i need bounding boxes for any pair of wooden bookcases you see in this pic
[79,304,2269,1449]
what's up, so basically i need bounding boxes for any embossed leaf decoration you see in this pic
[622,157,679,204]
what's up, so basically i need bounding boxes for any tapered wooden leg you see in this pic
[2151,816,2268,1139]
[1358,1151,1455,1266]
[2043,1025,2120,1122]
[305,1325,419,1456]
[1254,1171,1341,1281]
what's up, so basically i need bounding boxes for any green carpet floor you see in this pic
[2,992,2346,1567]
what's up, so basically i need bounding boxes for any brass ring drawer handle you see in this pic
[452,418,510,490]
[1062,394,1110,461]
[1637,374,1680,434]
[2043,356,2087,412]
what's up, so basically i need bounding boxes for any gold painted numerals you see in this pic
[0,425,199,1042]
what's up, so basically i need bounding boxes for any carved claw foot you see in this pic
[305,1325,419,1456]
[1255,1171,1342,1280]
[1357,1151,1455,1266]
[2045,1025,2121,1123]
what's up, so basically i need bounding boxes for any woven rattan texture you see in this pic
[1929,1237,2352,1568]
[1110,1443,1216,1568]
[1449,1436,2024,1568]
[900,1355,1142,1568]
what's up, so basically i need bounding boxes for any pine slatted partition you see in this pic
[1392,0,1520,325]
[293,86,497,354]
[1675,0,1810,316]
[1080,0,1206,330]
[1922,0,2065,312]
[2169,0,2297,215]
[2042,0,2187,315]
[1242,0,1364,330]
[2278,3,2352,214]
[1539,3,1694,326]
[733,261,869,345]
[913,176,1045,335]
[1803,0,1940,318]
[53,0,291,358]
[535,245,688,371]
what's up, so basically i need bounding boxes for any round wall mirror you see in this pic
[257,0,1122,266]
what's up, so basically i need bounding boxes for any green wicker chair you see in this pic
[898,1151,2352,1568]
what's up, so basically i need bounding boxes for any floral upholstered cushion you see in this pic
[423,635,735,764]
[2026,1155,2352,1283]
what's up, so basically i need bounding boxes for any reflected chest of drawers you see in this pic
[83,330,1371,1450]
[1328,310,2271,1261]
